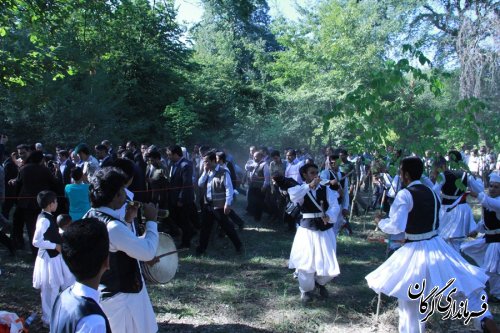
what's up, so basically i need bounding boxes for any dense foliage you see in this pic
[0,0,498,153]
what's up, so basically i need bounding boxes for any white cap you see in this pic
[490,172,500,184]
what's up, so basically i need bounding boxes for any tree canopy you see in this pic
[0,0,498,153]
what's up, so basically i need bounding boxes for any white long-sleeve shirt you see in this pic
[288,183,340,224]
[285,159,305,184]
[198,165,233,206]
[32,211,57,251]
[387,174,401,198]
[378,180,426,235]
[96,207,158,262]
[474,192,500,233]
[477,192,500,218]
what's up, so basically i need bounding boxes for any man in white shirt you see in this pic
[196,152,242,256]
[75,144,100,183]
[84,167,159,333]
[366,156,498,333]
[285,149,304,184]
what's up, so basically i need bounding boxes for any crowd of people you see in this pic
[0,133,499,332]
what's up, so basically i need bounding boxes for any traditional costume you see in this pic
[84,206,158,333]
[433,170,484,252]
[288,182,340,300]
[366,180,493,332]
[51,282,111,333]
[32,211,74,325]
[461,173,500,300]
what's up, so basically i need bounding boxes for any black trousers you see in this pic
[169,203,196,248]
[13,207,39,256]
[247,187,264,220]
[228,209,244,228]
[197,204,242,253]
[1,198,15,220]
[0,230,14,254]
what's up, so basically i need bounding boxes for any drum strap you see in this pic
[92,209,138,236]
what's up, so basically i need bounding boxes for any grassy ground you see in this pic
[0,195,498,332]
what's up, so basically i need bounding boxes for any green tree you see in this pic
[188,0,277,145]
[0,0,193,146]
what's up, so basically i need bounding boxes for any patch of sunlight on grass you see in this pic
[243,227,277,233]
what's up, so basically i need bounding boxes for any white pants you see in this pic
[297,270,333,294]
[41,285,59,325]
[397,299,426,333]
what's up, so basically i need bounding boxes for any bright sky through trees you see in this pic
[174,0,308,25]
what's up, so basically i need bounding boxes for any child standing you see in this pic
[65,167,91,221]
[32,191,74,327]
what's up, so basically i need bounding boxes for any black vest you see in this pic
[39,211,62,258]
[51,287,112,333]
[250,162,266,188]
[83,209,143,299]
[300,185,330,213]
[299,185,332,231]
[441,170,467,205]
[483,208,500,243]
[405,184,440,235]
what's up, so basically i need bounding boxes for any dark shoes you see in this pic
[315,282,329,299]
[301,284,329,304]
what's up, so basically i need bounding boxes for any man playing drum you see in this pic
[84,167,159,333]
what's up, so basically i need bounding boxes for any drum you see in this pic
[141,233,178,284]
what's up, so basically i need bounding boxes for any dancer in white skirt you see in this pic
[462,172,500,302]
[32,191,74,327]
[84,167,159,333]
[289,163,340,303]
[366,157,498,333]
[432,151,484,252]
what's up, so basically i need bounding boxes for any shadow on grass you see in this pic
[158,322,274,333]
[148,211,394,326]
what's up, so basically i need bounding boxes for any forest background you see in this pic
[0,0,498,155]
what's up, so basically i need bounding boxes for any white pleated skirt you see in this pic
[32,251,74,290]
[101,284,158,333]
[365,236,488,300]
[461,238,500,274]
[289,226,340,277]
[438,204,476,239]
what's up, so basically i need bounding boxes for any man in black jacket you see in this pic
[55,150,75,186]
[126,141,147,176]
[13,151,61,255]
[166,145,196,249]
